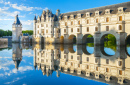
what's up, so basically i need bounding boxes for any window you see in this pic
[38,30,39,34]
[42,29,44,34]
[78,21,80,25]
[87,65,89,69]
[96,67,98,71]
[46,24,48,27]
[46,30,48,33]
[41,24,44,27]
[65,62,67,65]
[118,61,122,66]
[119,70,122,75]
[58,29,60,33]
[87,27,89,32]
[78,64,80,67]
[87,20,89,24]
[71,62,73,66]
[86,57,89,62]
[77,57,80,60]
[119,16,122,21]
[65,22,67,26]
[71,55,73,59]
[95,27,98,31]
[106,17,109,22]
[106,59,109,64]
[64,29,66,32]
[95,58,99,63]
[119,25,122,30]
[106,26,109,31]
[64,55,66,58]
[71,21,73,25]
[46,59,48,62]
[106,68,109,72]
[38,25,39,28]
[96,19,98,23]
[71,28,73,32]
[77,28,80,32]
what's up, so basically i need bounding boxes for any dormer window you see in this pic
[118,7,124,13]
[95,11,99,16]
[105,9,110,14]
[77,14,81,18]
[86,12,90,17]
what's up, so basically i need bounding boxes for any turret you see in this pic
[12,15,22,42]
[56,9,60,17]
[33,15,37,37]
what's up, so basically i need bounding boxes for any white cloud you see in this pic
[0,19,13,20]
[0,0,3,3]
[4,1,42,11]
[21,20,33,26]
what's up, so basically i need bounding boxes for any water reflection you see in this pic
[0,43,130,85]
[33,44,130,85]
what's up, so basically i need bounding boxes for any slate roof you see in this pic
[13,15,22,25]
[60,2,130,19]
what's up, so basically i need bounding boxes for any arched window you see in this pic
[41,24,44,27]
[71,21,73,25]
[106,17,109,22]
[119,16,122,21]
[96,19,98,23]
[87,20,89,24]
[87,65,89,69]
[87,27,89,32]
[106,68,109,72]
[78,21,80,25]
[96,67,98,71]
[119,70,122,75]
[65,22,67,26]
[71,28,73,32]
[64,29,66,33]
[119,25,122,30]
[106,26,109,31]
[78,64,80,67]
[95,27,98,31]
[77,28,80,32]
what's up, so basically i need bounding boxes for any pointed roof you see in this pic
[34,15,37,20]
[13,15,22,25]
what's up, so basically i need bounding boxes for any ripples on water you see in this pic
[0,43,130,85]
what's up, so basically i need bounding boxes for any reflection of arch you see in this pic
[99,74,105,79]
[60,36,64,44]
[110,76,118,83]
[82,45,91,55]
[82,34,94,44]
[68,35,76,44]
[68,45,76,53]
[125,35,130,45]
[100,33,116,56]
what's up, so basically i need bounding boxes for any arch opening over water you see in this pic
[125,35,130,56]
[100,34,116,56]
[68,35,76,44]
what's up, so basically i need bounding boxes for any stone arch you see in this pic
[60,36,64,44]
[100,33,117,57]
[82,34,94,44]
[68,34,76,44]
[82,45,93,55]
[68,45,76,53]
[125,35,130,56]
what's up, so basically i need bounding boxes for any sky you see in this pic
[0,0,130,31]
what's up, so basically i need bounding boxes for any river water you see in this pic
[0,43,130,85]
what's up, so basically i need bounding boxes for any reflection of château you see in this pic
[12,43,32,69]
[33,44,130,84]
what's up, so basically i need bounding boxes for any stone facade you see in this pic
[33,2,130,45]
[33,44,130,84]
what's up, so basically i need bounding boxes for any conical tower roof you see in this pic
[13,15,22,25]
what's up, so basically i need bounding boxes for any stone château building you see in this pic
[33,2,130,45]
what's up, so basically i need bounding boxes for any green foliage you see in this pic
[87,43,94,47]
[0,29,12,37]
[104,34,116,51]
[22,30,33,35]
[87,35,93,38]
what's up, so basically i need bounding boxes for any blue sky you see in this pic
[0,0,130,31]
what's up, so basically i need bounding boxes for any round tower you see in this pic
[12,15,22,42]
